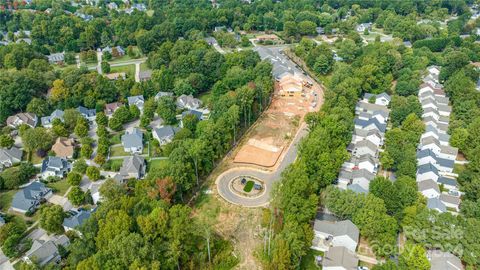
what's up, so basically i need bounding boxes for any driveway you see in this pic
[216,125,308,207]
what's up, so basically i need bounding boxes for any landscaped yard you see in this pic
[109,145,130,157]
[47,179,70,196]
[0,189,17,212]
[103,159,124,172]
[300,249,323,270]
[110,64,136,77]
[243,180,254,192]
[110,133,123,145]
[148,159,169,173]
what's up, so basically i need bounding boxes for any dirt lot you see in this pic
[234,79,321,169]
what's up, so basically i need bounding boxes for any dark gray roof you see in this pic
[354,117,386,133]
[427,197,446,212]
[313,220,359,243]
[182,110,203,119]
[63,210,92,229]
[438,176,458,188]
[152,126,179,140]
[77,106,96,118]
[418,163,439,176]
[11,182,51,212]
[440,194,461,205]
[0,146,23,163]
[41,156,70,174]
[351,168,375,181]
[119,155,145,176]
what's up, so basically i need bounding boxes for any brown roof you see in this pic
[51,137,75,158]
[104,102,123,115]
[6,112,37,127]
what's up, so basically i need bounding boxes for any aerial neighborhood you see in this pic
[1,0,480,270]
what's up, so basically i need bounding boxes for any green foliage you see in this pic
[1,163,37,190]
[86,166,100,181]
[68,186,85,206]
[39,205,65,234]
[67,172,82,186]
[0,134,14,148]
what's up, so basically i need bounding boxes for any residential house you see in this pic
[356,22,372,32]
[363,92,391,106]
[311,219,359,252]
[354,117,387,133]
[23,235,69,266]
[352,140,378,158]
[355,101,389,116]
[352,129,383,147]
[417,149,454,173]
[322,246,359,270]
[420,136,458,160]
[179,110,205,128]
[350,169,375,191]
[437,176,458,191]
[121,128,143,154]
[418,179,440,198]
[421,125,450,145]
[63,209,93,233]
[107,2,118,9]
[152,126,180,146]
[427,66,441,77]
[0,147,23,169]
[128,95,145,112]
[104,102,123,117]
[11,182,52,214]
[416,163,440,182]
[427,197,447,213]
[7,112,37,128]
[347,183,368,194]
[139,70,152,81]
[41,156,71,178]
[423,116,449,134]
[176,94,202,110]
[77,106,96,121]
[41,109,65,128]
[87,181,102,204]
[119,155,146,179]
[101,46,125,57]
[440,194,461,212]
[154,91,174,101]
[51,137,75,159]
[357,110,388,124]
[47,53,65,64]
[427,250,464,270]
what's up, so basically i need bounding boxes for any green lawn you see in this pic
[148,159,169,173]
[110,133,123,145]
[0,190,17,212]
[140,62,149,71]
[300,249,323,270]
[199,92,213,106]
[243,180,254,192]
[103,159,124,172]
[109,145,130,157]
[110,64,136,77]
[47,179,70,196]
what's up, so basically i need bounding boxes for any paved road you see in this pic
[216,125,308,207]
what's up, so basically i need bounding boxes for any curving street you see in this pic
[216,125,308,207]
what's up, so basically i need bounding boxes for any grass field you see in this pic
[109,145,130,157]
[47,179,70,196]
[148,159,169,173]
[300,249,323,269]
[110,133,123,145]
[0,190,17,212]
[103,159,123,171]
[110,64,136,77]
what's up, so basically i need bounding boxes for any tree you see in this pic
[86,166,100,181]
[0,134,14,148]
[157,96,177,125]
[26,98,50,117]
[39,205,65,234]
[95,210,133,249]
[129,105,141,119]
[399,244,430,270]
[73,158,88,174]
[96,112,108,127]
[75,119,89,138]
[21,127,53,153]
[68,186,85,206]
[63,109,82,131]
[101,61,111,74]
[81,143,93,159]
[182,114,199,133]
[50,79,68,103]
[99,178,125,201]
[67,172,82,186]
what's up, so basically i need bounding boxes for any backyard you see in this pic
[300,249,323,270]
[0,189,17,212]
[47,179,70,196]
[148,159,169,173]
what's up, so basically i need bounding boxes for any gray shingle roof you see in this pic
[322,246,358,269]
[351,168,375,181]
[77,106,96,118]
[347,184,368,194]
[313,220,359,243]
[427,197,446,212]
[121,128,143,149]
[418,179,440,192]
[63,210,92,229]
[119,155,145,177]
[152,126,179,140]
[11,182,51,212]
[418,163,439,175]
[0,147,22,164]
[354,117,386,133]
[438,176,458,188]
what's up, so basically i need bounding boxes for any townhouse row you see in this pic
[416,66,461,213]
[337,92,391,193]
